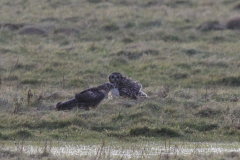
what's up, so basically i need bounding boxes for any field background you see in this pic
[1,0,240,159]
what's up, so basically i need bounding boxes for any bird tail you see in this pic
[56,98,78,111]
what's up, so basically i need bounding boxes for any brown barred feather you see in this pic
[108,72,148,99]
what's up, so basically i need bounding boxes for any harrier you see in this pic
[56,82,114,111]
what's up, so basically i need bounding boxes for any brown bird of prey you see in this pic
[108,72,148,99]
[56,82,114,111]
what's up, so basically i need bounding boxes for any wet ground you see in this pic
[1,141,240,159]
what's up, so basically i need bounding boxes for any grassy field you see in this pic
[1,0,240,159]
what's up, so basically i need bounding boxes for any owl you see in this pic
[108,72,148,99]
[56,82,114,111]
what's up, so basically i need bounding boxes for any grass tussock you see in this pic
[226,17,240,30]
[129,126,181,137]
[18,27,48,36]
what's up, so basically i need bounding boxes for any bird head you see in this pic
[98,82,114,93]
[104,82,114,90]
[108,72,123,87]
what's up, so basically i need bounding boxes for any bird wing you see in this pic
[121,79,142,92]
[75,88,105,104]
[118,79,143,99]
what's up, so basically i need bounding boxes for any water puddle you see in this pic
[1,141,240,158]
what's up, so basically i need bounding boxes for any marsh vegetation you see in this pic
[1,0,240,159]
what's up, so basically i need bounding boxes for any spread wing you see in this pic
[75,88,105,106]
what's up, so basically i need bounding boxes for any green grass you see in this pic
[1,0,240,159]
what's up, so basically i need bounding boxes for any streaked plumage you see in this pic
[108,72,148,99]
[56,82,114,111]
